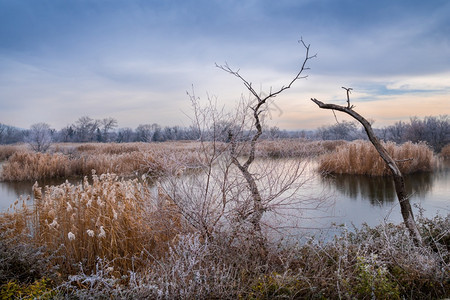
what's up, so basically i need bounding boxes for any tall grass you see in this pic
[255,139,346,158]
[0,140,344,182]
[0,142,203,181]
[0,144,27,161]
[319,140,436,176]
[0,173,182,276]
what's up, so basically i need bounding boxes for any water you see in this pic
[1,159,449,235]
[0,178,82,211]
[276,160,450,239]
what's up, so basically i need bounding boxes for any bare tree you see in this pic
[117,127,135,143]
[27,122,53,152]
[135,124,154,142]
[100,117,118,142]
[0,124,6,144]
[74,116,99,142]
[156,40,321,263]
[212,39,316,254]
[311,88,423,245]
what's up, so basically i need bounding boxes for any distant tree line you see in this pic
[314,115,449,152]
[0,115,448,152]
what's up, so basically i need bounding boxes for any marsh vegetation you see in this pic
[0,139,449,299]
[0,38,449,298]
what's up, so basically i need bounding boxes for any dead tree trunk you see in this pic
[218,39,316,255]
[311,93,423,246]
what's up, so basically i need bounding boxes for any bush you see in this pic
[0,212,56,286]
[54,215,449,299]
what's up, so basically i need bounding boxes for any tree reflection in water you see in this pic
[321,172,436,206]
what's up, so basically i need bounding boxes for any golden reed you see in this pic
[318,140,437,176]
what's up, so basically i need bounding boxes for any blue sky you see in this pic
[1,0,449,130]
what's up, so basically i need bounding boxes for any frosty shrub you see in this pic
[27,122,53,153]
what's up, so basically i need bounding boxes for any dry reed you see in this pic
[241,139,346,158]
[319,140,436,176]
[0,173,182,277]
[0,142,204,181]
[3,140,430,181]
[0,144,27,161]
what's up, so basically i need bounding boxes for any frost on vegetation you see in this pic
[48,218,58,228]
[60,258,121,297]
[2,170,181,284]
[68,232,75,241]
[98,226,106,239]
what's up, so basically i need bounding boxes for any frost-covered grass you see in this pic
[319,140,437,176]
[1,183,448,299]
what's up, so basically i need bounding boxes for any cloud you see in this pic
[0,0,449,130]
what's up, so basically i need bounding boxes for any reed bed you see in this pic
[0,144,27,161]
[0,173,182,277]
[0,142,204,181]
[319,140,436,176]
[1,140,340,182]
[240,139,346,158]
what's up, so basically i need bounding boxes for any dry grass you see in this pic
[51,216,450,299]
[0,140,341,182]
[319,140,437,176]
[0,173,182,277]
[0,144,27,161]
[0,142,204,181]
[0,166,447,298]
[241,139,346,158]
[1,140,438,181]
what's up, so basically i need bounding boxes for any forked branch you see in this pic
[219,38,316,170]
[216,38,316,106]
[311,92,423,245]
[218,39,315,255]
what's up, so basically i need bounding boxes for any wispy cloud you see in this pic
[0,0,449,129]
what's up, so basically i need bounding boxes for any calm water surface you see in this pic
[1,159,448,235]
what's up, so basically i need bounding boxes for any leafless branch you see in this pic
[311,90,423,246]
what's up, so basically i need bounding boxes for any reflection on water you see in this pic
[1,159,449,235]
[321,171,435,206]
[0,178,82,211]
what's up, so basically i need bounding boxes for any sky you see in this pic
[0,0,449,131]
